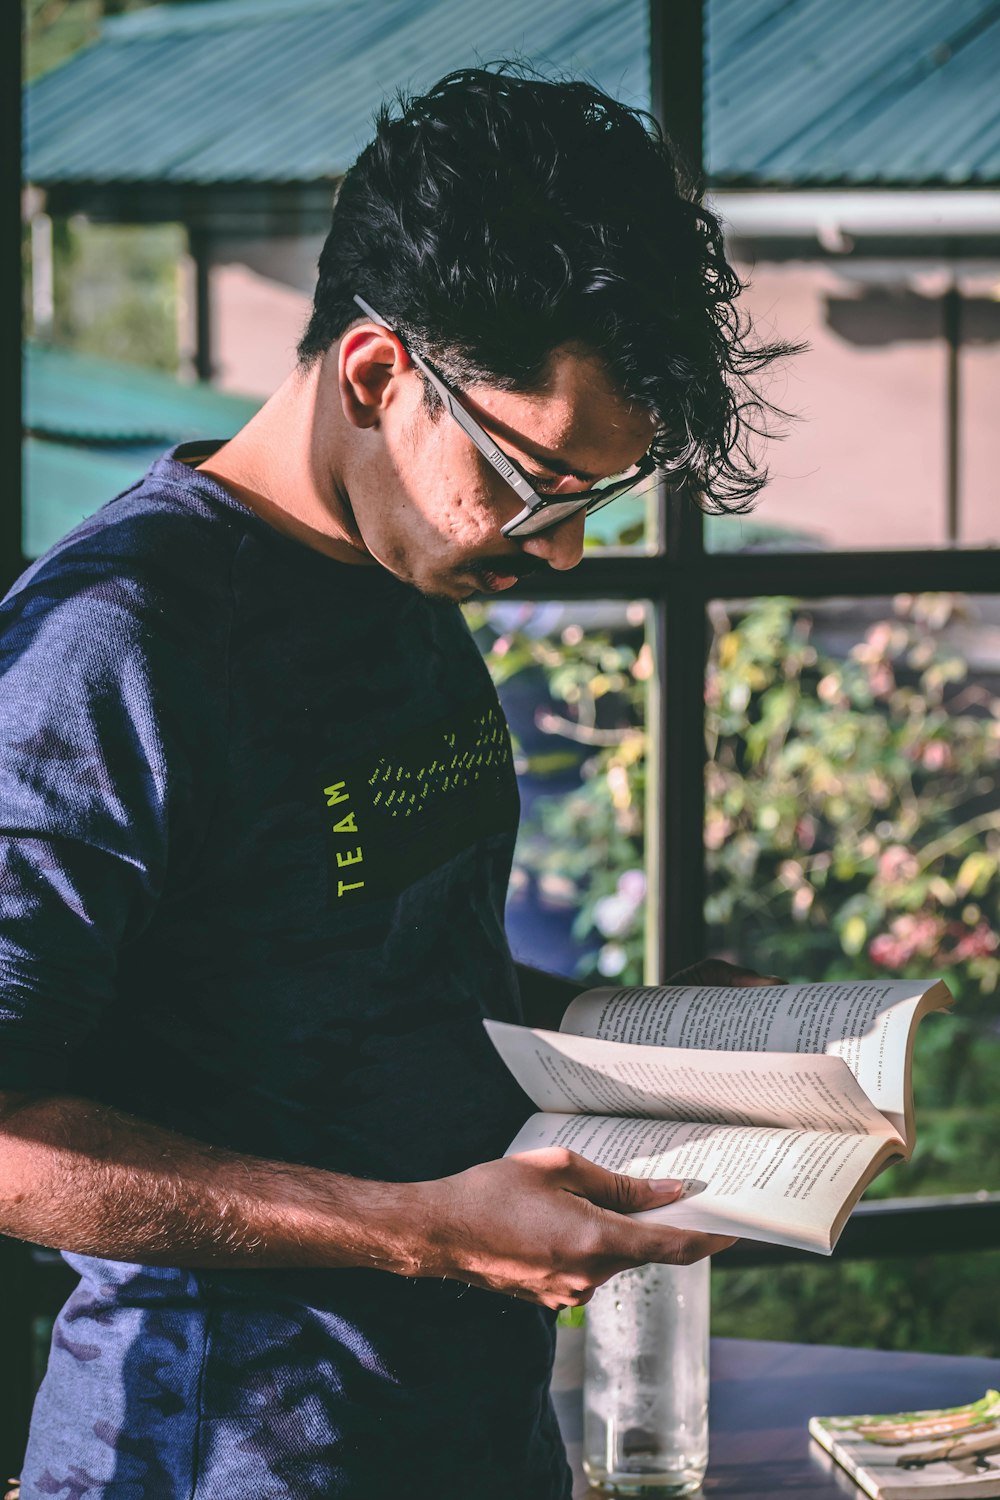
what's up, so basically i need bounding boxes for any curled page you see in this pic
[560,979,952,1141]
[485,1021,899,1139]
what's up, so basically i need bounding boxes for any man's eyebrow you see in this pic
[458,387,603,482]
[518,450,600,482]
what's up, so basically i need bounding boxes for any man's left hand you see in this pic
[664,957,786,987]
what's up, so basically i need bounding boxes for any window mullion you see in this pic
[662,480,707,976]
[4,0,23,592]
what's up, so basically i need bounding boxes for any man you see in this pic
[0,67,789,1500]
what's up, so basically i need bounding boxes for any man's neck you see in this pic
[195,364,374,567]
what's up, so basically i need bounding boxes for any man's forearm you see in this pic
[0,1090,426,1273]
[0,1087,730,1310]
[515,961,585,1031]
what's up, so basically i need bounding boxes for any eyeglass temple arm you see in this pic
[352,294,539,508]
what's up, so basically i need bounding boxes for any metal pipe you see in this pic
[710,190,1000,240]
[943,281,962,546]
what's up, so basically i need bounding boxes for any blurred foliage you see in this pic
[470,603,651,980]
[26,0,109,81]
[472,590,1000,1353]
[704,593,1000,1005]
[24,0,172,81]
[478,591,1000,1003]
[712,1251,1000,1357]
[40,218,184,371]
[26,5,186,371]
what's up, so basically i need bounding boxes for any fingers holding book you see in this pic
[415,1147,734,1311]
[665,956,787,987]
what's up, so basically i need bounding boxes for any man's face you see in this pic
[341,340,657,602]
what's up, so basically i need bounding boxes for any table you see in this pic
[551,1329,1000,1498]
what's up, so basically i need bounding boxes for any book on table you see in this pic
[809,1390,1000,1498]
[484,977,953,1254]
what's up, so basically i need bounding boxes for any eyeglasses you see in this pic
[352,294,657,538]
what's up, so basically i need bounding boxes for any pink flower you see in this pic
[870,913,944,968]
[948,923,999,963]
[867,663,895,698]
[705,813,731,850]
[921,741,953,772]
[869,934,905,968]
[877,846,919,884]
[795,816,817,851]
[618,869,647,904]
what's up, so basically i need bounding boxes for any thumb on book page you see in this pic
[565,1156,684,1215]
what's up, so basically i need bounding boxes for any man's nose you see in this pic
[518,508,587,571]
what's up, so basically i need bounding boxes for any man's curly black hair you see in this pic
[297,64,798,513]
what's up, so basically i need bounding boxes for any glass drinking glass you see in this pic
[583,1259,709,1495]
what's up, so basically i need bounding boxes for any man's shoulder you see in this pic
[9,470,243,617]
[0,470,247,681]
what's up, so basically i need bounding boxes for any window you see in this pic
[481,0,1000,1359]
[14,0,999,1365]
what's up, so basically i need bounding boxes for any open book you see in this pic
[485,978,952,1254]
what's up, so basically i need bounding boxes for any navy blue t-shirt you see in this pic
[0,444,571,1500]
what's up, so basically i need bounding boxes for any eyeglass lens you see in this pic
[504,479,641,537]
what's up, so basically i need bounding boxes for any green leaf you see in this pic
[557,1305,587,1328]
[840,914,868,956]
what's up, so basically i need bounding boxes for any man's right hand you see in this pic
[412,1148,733,1310]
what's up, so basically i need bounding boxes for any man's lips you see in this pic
[468,555,547,594]
[478,569,519,592]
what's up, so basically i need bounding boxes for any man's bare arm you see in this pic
[0,1088,732,1309]
[0,1088,418,1272]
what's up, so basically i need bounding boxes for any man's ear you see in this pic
[338,326,412,430]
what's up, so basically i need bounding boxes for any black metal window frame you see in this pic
[4,2,998,1380]
[504,2,1000,1262]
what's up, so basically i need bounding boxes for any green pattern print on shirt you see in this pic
[368,705,512,816]
[321,694,519,906]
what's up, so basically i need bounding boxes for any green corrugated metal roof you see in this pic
[708,0,1000,184]
[25,0,1000,188]
[25,341,261,444]
[26,0,647,186]
[21,436,166,558]
[23,343,262,560]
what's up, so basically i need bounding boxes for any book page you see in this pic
[485,1021,899,1138]
[561,980,951,1136]
[506,1111,897,1254]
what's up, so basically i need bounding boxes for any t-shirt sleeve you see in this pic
[0,534,229,1091]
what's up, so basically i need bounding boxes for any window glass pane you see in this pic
[43,219,184,371]
[705,591,1000,1205]
[959,266,1000,547]
[24,219,188,561]
[23,0,659,557]
[467,600,650,984]
[711,261,956,552]
[713,1250,1000,1357]
[582,488,659,555]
